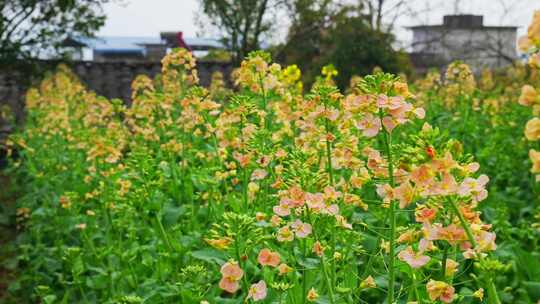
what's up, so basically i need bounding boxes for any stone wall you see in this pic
[0,59,232,142]
[69,60,232,104]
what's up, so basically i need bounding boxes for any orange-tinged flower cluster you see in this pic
[373,143,495,262]
[519,10,540,55]
[397,246,430,269]
[161,47,199,90]
[426,279,455,303]
[234,52,286,95]
[443,61,476,107]
[246,280,267,301]
[519,11,540,182]
[257,248,280,267]
[219,261,244,293]
[519,85,538,107]
[525,117,540,141]
[10,49,503,303]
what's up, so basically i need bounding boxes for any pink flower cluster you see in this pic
[219,248,291,301]
[354,94,425,138]
[272,185,352,242]
[374,147,496,268]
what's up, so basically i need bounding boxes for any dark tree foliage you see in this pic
[0,0,109,64]
[274,0,337,84]
[276,1,410,89]
[198,0,285,65]
[327,15,411,89]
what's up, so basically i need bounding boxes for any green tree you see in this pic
[198,0,285,65]
[327,15,411,89]
[274,0,340,83]
[276,1,410,89]
[0,0,110,64]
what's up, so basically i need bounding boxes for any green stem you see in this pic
[448,198,500,304]
[155,213,174,252]
[243,166,249,212]
[380,110,397,304]
[170,157,181,203]
[319,250,336,304]
[302,238,307,304]
[288,243,300,304]
[258,74,269,130]
[330,227,336,286]
[448,199,475,246]
[181,132,187,204]
[239,116,249,213]
[78,284,88,303]
[410,270,421,302]
[324,115,334,185]
[81,230,100,261]
[323,105,337,287]
[306,211,335,304]
[127,259,139,288]
[234,236,249,295]
[441,246,449,278]
[360,211,389,278]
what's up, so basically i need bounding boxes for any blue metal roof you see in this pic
[185,37,224,49]
[76,36,160,52]
[73,36,224,52]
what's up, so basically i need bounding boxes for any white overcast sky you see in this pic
[98,0,540,49]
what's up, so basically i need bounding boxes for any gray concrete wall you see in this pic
[0,59,232,141]
[411,27,517,72]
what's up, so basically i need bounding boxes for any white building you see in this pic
[408,15,517,73]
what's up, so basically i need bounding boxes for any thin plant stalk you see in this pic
[448,198,501,304]
[380,109,397,304]
[306,211,335,304]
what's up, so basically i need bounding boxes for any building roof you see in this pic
[71,36,225,53]
[407,25,518,30]
[407,14,517,31]
[186,37,224,49]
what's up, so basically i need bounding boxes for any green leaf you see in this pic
[523,281,540,300]
[85,274,108,290]
[514,248,540,280]
[162,204,186,226]
[297,257,321,270]
[43,294,57,304]
[315,295,333,304]
[72,256,84,276]
[190,249,227,265]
